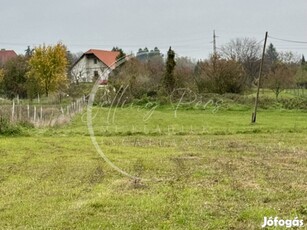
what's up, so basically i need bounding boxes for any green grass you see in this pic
[48,105,307,136]
[247,87,307,99]
[0,105,307,229]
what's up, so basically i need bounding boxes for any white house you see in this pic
[70,49,120,84]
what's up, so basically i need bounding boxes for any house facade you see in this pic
[0,49,17,66]
[70,49,119,84]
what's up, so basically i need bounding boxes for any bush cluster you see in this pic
[280,98,307,110]
[0,116,21,135]
[0,116,34,136]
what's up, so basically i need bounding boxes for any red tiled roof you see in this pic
[85,49,120,68]
[0,49,17,64]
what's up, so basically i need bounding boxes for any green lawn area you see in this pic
[0,105,307,229]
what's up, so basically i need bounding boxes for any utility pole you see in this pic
[252,31,268,123]
[213,30,217,56]
[212,30,218,72]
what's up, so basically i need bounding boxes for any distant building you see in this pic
[70,49,120,84]
[0,49,17,66]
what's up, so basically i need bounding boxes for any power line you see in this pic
[268,36,307,44]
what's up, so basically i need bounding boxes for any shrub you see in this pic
[280,98,307,110]
[194,56,246,94]
[0,116,22,136]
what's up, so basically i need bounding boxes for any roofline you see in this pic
[70,49,119,70]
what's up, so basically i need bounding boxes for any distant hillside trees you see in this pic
[136,47,149,62]
[136,47,162,62]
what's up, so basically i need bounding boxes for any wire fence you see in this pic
[0,96,87,127]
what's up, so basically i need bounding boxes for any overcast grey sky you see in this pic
[1,0,307,59]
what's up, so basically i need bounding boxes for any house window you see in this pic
[94,58,97,64]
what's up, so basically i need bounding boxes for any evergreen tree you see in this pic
[149,47,161,59]
[112,47,126,61]
[301,55,306,66]
[136,48,148,61]
[154,47,160,53]
[25,46,34,57]
[265,43,279,65]
[163,47,176,94]
[298,55,307,84]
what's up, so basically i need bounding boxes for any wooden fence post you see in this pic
[33,106,36,122]
[40,106,43,121]
[11,100,15,122]
[27,105,30,119]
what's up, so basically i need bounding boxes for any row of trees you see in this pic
[1,38,306,102]
[110,39,306,101]
[263,43,307,99]
[0,43,69,100]
[110,38,307,101]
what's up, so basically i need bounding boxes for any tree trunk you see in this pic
[45,82,49,97]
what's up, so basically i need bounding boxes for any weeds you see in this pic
[0,116,21,135]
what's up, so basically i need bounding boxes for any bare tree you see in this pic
[278,51,300,64]
[68,52,84,84]
[70,64,86,85]
[108,57,149,100]
[195,55,246,94]
[220,37,261,86]
[174,56,196,89]
[264,63,296,99]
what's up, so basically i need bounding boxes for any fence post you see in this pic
[40,106,43,121]
[19,104,22,121]
[33,106,36,122]
[11,100,15,122]
[27,104,30,119]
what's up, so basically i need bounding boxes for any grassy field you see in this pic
[0,104,307,229]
